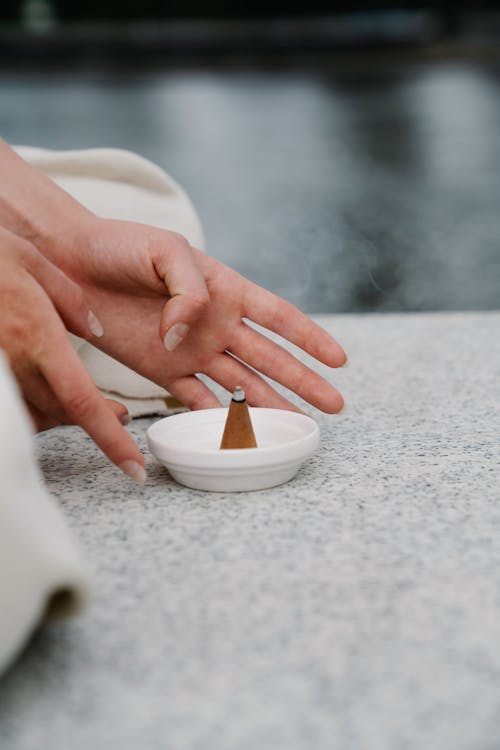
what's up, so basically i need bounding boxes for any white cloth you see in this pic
[0,351,90,675]
[15,146,205,416]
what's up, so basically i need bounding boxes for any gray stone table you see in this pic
[1,312,499,750]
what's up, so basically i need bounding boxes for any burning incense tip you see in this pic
[219,386,258,450]
[232,386,245,402]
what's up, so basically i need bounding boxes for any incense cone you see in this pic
[219,387,258,449]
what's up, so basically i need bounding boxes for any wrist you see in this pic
[0,139,95,268]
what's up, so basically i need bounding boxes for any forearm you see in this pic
[0,139,91,262]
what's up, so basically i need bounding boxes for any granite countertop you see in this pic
[1,311,499,750]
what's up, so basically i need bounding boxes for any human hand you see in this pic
[0,138,345,469]
[60,217,346,413]
[0,226,146,482]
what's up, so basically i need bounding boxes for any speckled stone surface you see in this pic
[1,312,499,750]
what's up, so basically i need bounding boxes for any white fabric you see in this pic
[15,146,205,416]
[0,351,90,675]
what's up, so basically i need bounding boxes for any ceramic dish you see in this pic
[147,408,320,492]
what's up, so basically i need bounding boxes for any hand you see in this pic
[0,226,146,482]
[0,139,346,413]
[59,217,347,413]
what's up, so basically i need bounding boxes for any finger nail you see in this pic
[88,310,104,338]
[119,460,146,484]
[120,413,131,426]
[164,322,189,352]
[341,356,349,368]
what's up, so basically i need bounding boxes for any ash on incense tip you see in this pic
[219,387,258,450]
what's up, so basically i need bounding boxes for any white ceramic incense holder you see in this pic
[147,408,320,492]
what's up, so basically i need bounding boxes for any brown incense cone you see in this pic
[219,387,258,450]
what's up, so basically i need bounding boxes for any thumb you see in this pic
[153,234,209,352]
[23,241,103,341]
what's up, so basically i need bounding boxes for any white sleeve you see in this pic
[0,351,90,675]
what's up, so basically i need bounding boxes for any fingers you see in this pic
[167,375,222,411]
[229,322,344,413]
[26,403,61,432]
[243,288,346,367]
[0,228,139,478]
[153,235,210,352]
[205,352,304,412]
[37,325,146,482]
[105,398,132,426]
[14,361,69,425]
[16,358,131,428]
[193,248,346,368]
[28,247,104,340]
[27,397,130,433]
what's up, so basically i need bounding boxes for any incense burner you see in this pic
[147,408,319,492]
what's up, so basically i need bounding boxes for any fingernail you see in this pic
[341,356,349,368]
[88,310,104,338]
[119,460,146,484]
[120,413,131,426]
[164,322,189,352]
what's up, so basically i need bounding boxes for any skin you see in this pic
[0,140,347,480]
[58,217,347,414]
[0,225,141,474]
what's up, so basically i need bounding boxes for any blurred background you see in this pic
[1,2,500,313]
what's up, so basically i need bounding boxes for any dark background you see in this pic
[1,3,499,313]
